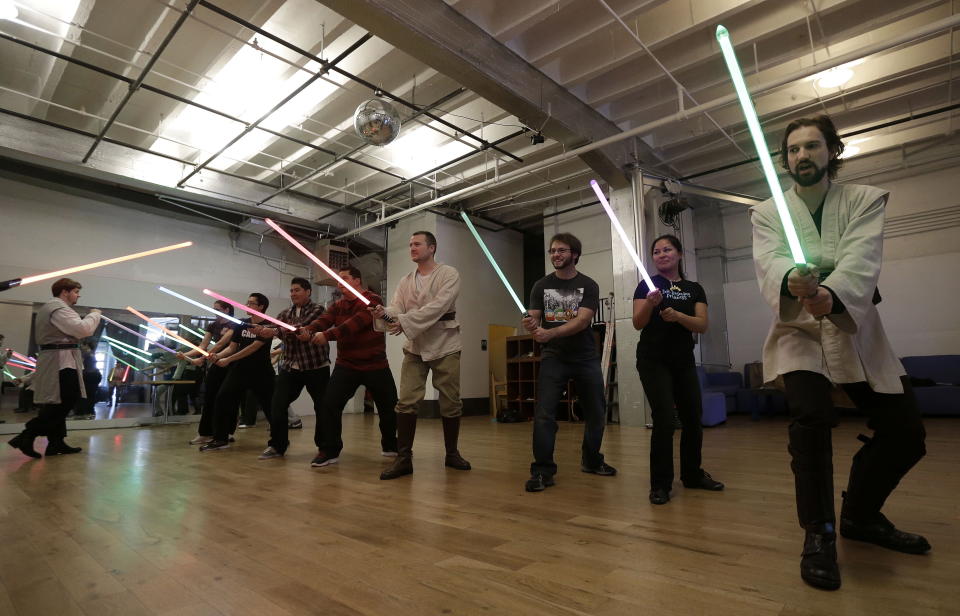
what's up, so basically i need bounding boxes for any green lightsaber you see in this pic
[102,335,152,358]
[459,212,528,316]
[112,356,141,371]
[107,342,151,363]
[716,25,807,266]
[178,323,204,339]
[3,369,15,379]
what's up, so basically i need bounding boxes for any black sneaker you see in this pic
[839,513,931,554]
[199,440,230,452]
[525,473,556,492]
[682,471,724,491]
[288,419,303,430]
[310,452,339,467]
[581,462,617,476]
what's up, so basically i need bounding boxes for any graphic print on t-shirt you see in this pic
[542,287,584,322]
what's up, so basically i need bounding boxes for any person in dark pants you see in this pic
[522,232,616,492]
[200,293,276,452]
[632,234,723,506]
[8,278,100,458]
[180,301,235,445]
[72,341,101,419]
[296,265,397,467]
[753,115,929,590]
[250,277,329,461]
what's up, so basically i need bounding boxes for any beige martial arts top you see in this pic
[380,263,462,362]
[752,183,905,394]
[33,298,101,404]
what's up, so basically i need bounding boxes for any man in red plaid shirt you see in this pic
[252,277,330,460]
[298,265,398,468]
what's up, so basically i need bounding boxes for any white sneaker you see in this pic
[381,451,398,458]
[258,446,282,460]
[190,435,213,445]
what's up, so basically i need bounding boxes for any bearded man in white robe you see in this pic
[752,115,929,591]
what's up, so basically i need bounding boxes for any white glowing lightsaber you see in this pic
[157,286,243,325]
[8,359,36,372]
[263,218,369,305]
[9,351,36,366]
[716,25,806,266]
[459,212,528,316]
[100,314,177,353]
[0,242,194,292]
[139,324,173,341]
[590,180,656,291]
[202,289,297,332]
[125,307,209,356]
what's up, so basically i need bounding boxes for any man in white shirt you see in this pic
[8,278,100,458]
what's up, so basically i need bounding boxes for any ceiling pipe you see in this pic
[257,87,466,206]
[82,0,201,163]
[678,101,960,182]
[196,0,523,165]
[0,32,424,186]
[177,33,372,187]
[335,12,960,239]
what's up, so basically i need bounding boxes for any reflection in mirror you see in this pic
[0,304,214,425]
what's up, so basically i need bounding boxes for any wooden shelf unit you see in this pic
[505,334,582,421]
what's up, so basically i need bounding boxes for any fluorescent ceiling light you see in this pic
[811,60,864,89]
[0,0,18,21]
[839,145,860,158]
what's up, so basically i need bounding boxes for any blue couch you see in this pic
[901,355,960,416]
[696,366,742,426]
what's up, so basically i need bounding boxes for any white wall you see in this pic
[383,213,524,402]
[719,165,960,372]
[0,174,323,411]
[542,205,614,299]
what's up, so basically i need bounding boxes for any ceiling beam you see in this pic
[315,0,655,189]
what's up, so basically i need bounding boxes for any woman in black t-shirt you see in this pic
[633,234,724,505]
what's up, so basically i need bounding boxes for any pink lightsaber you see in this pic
[125,306,209,356]
[202,289,297,331]
[8,359,36,371]
[9,351,36,366]
[263,219,369,305]
[100,314,177,354]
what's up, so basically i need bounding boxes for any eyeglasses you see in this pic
[547,248,571,255]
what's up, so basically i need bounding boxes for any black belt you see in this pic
[39,343,79,350]
[438,312,456,322]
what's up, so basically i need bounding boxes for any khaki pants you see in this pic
[396,350,462,417]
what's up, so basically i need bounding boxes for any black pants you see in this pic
[636,353,704,490]
[319,365,398,457]
[784,371,926,529]
[198,364,227,437]
[213,362,274,442]
[25,369,81,443]
[268,367,329,454]
[172,372,200,415]
[531,356,606,477]
[74,370,101,415]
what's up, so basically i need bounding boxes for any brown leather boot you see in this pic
[442,416,471,470]
[380,413,416,480]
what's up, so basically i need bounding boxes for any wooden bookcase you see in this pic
[505,334,580,420]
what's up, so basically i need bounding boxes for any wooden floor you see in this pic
[1,414,957,616]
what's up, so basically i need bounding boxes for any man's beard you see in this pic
[791,161,828,187]
[552,254,573,270]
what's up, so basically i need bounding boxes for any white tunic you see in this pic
[752,183,905,394]
[380,263,461,362]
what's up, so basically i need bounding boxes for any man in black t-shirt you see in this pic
[522,232,616,492]
[200,293,275,452]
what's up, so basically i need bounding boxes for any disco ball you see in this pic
[353,99,401,146]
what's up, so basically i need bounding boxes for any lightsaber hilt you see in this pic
[0,278,22,292]
[374,305,396,324]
